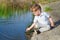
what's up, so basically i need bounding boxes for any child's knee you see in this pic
[33,24,40,33]
[39,27,50,32]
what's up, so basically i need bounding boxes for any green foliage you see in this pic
[39,0,60,4]
[0,5,13,19]
[32,0,36,4]
[0,0,59,19]
[0,3,29,19]
[44,6,53,12]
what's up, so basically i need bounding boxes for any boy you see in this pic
[26,4,54,34]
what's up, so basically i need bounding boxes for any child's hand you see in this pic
[26,28,30,32]
[26,23,35,32]
[51,24,54,27]
[51,24,55,29]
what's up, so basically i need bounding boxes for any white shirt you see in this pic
[33,12,50,26]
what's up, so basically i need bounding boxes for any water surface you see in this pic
[0,11,33,40]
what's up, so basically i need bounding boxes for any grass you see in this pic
[0,0,59,19]
[0,2,29,19]
[39,0,60,4]
[0,2,13,19]
[44,6,53,12]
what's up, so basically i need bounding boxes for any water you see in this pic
[0,11,33,40]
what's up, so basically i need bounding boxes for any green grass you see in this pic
[0,7,13,19]
[0,0,59,19]
[0,2,29,19]
[44,6,53,12]
[0,2,13,19]
[39,0,60,4]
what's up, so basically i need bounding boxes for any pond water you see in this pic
[0,11,33,40]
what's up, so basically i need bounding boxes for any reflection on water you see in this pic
[0,11,33,40]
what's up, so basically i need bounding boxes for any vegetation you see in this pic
[44,6,53,12]
[0,0,59,19]
[39,0,60,4]
[0,1,29,19]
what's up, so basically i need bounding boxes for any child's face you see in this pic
[32,8,41,16]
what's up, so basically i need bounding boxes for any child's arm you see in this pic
[49,16,55,27]
[26,23,35,32]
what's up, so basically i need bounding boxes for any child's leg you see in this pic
[34,23,40,31]
[39,25,50,32]
[34,24,41,34]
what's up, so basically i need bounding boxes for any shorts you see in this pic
[34,23,50,32]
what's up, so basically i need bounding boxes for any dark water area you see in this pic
[0,11,33,40]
